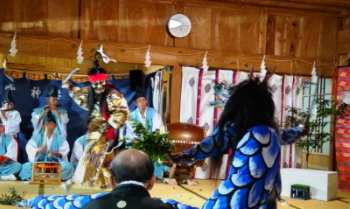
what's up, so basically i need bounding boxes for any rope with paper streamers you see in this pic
[0,33,339,75]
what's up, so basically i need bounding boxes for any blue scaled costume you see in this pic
[16,194,199,209]
[183,122,304,209]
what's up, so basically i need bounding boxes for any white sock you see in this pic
[0,174,17,181]
[60,179,73,191]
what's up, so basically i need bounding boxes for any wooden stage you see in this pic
[0,180,349,209]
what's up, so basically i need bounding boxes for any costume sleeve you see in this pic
[107,91,130,129]
[56,112,69,137]
[70,140,83,163]
[67,86,89,110]
[26,139,39,163]
[183,123,235,160]
[59,140,70,162]
[152,112,164,131]
[278,126,304,145]
[4,137,18,162]
[125,121,135,143]
[31,111,43,136]
[4,111,21,135]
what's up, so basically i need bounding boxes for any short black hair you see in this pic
[110,150,154,183]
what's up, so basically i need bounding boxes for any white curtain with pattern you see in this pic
[180,68,304,180]
[280,76,303,168]
[180,67,200,124]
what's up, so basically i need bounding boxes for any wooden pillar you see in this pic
[0,54,5,68]
[170,63,182,123]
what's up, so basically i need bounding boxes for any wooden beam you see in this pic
[196,0,348,14]
[337,27,350,53]
[0,34,338,77]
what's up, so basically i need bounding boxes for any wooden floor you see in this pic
[0,180,349,209]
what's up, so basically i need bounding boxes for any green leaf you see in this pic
[0,187,26,205]
[126,119,175,163]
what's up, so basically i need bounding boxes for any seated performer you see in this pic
[19,111,74,181]
[0,118,21,181]
[83,149,173,209]
[171,78,309,209]
[62,60,129,189]
[125,89,164,141]
[70,133,88,168]
[0,89,22,161]
[31,84,69,136]
[125,89,166,178]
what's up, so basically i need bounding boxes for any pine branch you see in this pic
[0,187,26,205]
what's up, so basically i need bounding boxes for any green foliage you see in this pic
[292,184,310,189]
[128,120,175,166]
[0,187,26,205]
[285,99,350,166]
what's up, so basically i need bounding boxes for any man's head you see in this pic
[135,96,148,111]
[87,63,107,94]
[43,111,57,131]
[110,149,155,190]
[2,89,14,110]
[134,89,147,111]
[46,84,59,106]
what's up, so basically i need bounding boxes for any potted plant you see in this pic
[285,99,349,168]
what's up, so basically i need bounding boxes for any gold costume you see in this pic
[69,87,129,188]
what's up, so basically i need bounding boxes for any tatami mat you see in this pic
[0,180,349,209]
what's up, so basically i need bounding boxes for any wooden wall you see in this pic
[0,0,340,65]
[0,0,345,123]
[302,152,329,170]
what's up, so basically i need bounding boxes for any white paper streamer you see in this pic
[311,61,318,83]
[144,45,151,68]
[9,33,18,57]
[202,51,209,73]
[76,41,84,64]
[260,55,267,81]
[96,44,116,63]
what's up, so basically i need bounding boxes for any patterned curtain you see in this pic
[180,67,200,124]
[280,76,303,168]
[180,66,304,179]
[336,66,350,191]
[5,70,98,82]
[180,67,237,179]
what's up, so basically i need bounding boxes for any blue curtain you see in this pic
[0,71,155,163]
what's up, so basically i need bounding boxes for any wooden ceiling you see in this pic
[205,0,350,14]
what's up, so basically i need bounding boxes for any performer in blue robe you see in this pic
[70,134,88,168]
[19,111,74,181]
[31,84,69,136]
[0,118,21,180]
[126,89,166,178]
[171,78,309,209]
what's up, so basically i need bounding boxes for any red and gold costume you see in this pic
[66,79,129,188]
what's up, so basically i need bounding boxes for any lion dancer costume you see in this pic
[62,60,129,189]
[0,89,22,162]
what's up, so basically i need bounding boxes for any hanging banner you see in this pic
[336,66,350,191]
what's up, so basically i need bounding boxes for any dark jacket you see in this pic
[82,184,174,209]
